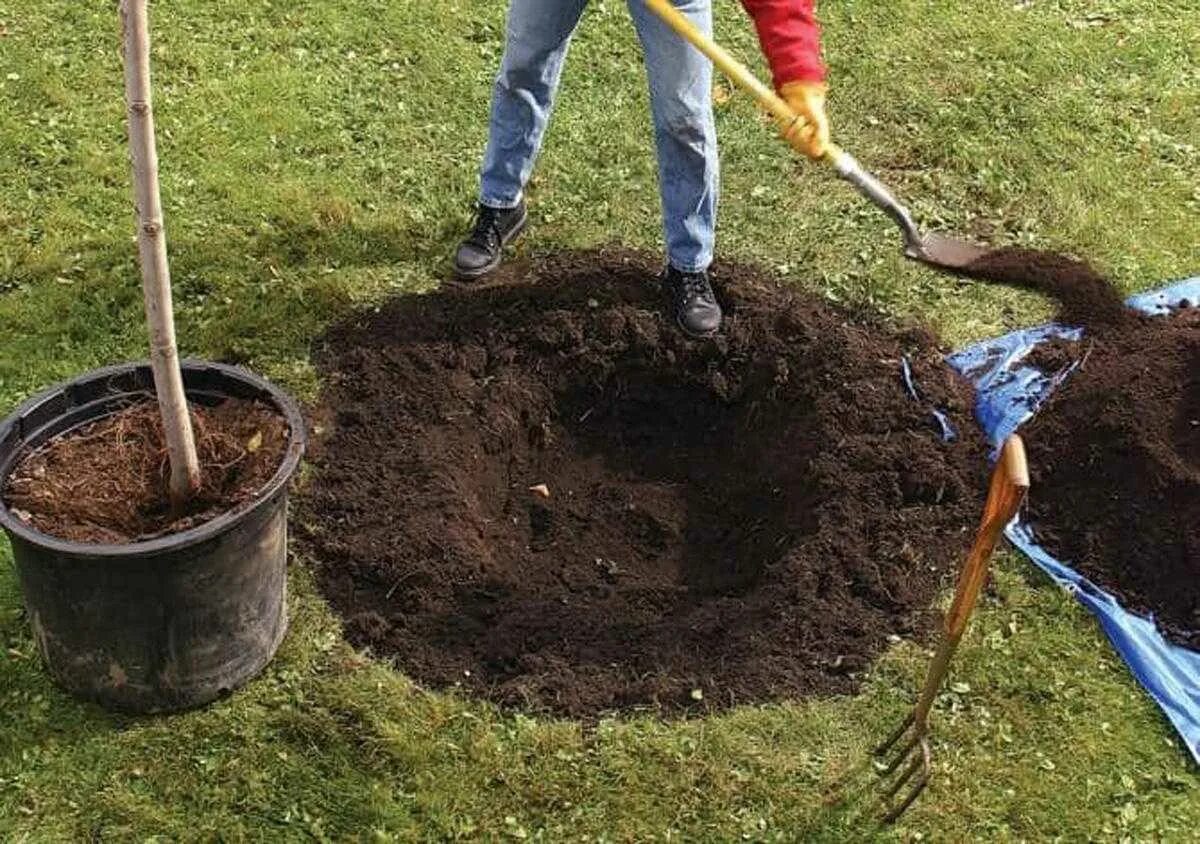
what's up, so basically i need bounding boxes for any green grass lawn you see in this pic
[1,0,1198,839]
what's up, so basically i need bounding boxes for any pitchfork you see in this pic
[874,434,1030,823]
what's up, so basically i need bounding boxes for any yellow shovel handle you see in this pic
[640,0,843,163]
[641,0,933,255]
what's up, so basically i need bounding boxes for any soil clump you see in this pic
[962,248,1134,328]
[1024,337,1084,376]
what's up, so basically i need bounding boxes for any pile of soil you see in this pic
[3,399,289,544]
[1017,300,1198,647]
[300,249,990,716]
[967,247,1198,647]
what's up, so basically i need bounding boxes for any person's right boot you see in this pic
[453,201,528,280]
[662,266,723,338]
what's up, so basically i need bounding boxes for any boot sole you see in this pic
[452,209,529,281]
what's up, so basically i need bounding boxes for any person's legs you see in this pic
[626,0,718,273]
[479,0,590,209]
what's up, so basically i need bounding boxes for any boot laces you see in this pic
[678,271,713,303]
[466,207,502,251]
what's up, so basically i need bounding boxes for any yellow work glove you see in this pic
[778,80,831,161]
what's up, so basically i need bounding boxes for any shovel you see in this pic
[641,0,989,272]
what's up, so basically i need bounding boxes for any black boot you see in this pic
[453,201,528,280]
[663,266,723,338]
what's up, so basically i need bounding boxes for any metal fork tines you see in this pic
[874,712,933,823]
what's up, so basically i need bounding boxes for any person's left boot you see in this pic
[663,266,723,338]
[453,201,528,280]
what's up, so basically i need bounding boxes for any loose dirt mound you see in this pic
[3,399,289,544]
[965,247,1199,647]
[1021,306,1199,648]
[300,250,989,716]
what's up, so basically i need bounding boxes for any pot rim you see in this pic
[0,360,306,560]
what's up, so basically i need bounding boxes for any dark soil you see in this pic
[965,245,1199,646]
[1021,305,1199,647]
[3,399,289,544]
[299,249,990,717]
[1023,337,1084,376]
[962,248,1134,328]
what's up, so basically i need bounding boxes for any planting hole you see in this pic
[301,251,988,716]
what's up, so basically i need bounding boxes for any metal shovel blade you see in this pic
[907,233,992,272]
[827,150,992,275]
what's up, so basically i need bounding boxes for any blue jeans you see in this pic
[479,0,718,273]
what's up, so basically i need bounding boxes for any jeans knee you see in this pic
[496,60,542,96]
[659,106,712,150]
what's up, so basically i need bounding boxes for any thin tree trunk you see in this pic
[120,0,201,506]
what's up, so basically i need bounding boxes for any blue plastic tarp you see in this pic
[946,276,1200,765]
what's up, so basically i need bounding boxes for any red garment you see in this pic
[740,0,826,88]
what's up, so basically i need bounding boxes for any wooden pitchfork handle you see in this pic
[875,435,1030,822]
[888,435,1031,746]
[925,436,1029,717]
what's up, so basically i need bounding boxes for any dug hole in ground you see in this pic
[299,249,992,716]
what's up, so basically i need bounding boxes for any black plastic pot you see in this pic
[0,361,305,713]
